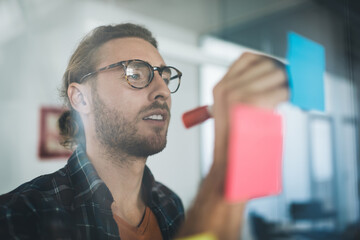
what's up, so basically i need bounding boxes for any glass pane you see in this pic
[310,118,333,182]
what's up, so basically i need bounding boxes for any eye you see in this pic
[127,73,141,80]
[163,77,170,85]
[126,67,146,82]
[125,66,150,88]
[162,69,171,85]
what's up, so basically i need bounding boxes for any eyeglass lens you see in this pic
[125,60,180,93]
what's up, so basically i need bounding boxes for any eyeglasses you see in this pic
[79,59,182,93]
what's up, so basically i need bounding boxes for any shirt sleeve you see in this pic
[0,193,40,239]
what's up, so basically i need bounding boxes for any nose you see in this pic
[148,72,171,102]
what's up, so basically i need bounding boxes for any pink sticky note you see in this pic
[225,105,283,202]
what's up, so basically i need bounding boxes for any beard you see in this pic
[92,89,169,159]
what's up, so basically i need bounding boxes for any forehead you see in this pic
[96,37,165,67]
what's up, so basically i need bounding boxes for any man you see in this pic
[0,23,288,239]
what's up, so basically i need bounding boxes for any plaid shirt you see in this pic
[0,146,184,240]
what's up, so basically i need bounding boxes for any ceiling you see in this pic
[103,0,311,34]
[1,0,359,80]
[0,0,314,36]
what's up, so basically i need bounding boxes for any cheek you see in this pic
[110,92,147,117]
[98,81,131,105]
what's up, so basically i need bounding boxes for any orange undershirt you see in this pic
[112,206,163,240]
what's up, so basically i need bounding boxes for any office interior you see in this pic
[0,0,359,239]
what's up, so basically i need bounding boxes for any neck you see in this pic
[86,139,147,223]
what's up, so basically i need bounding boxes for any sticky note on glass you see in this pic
[225,105,283,202]
[287,32,325,111]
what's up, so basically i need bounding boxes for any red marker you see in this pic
[182,105,213,128]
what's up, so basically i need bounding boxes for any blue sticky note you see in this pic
[286,32,325,111]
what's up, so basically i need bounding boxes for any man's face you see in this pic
[90,37,172,159]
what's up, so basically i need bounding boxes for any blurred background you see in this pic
[0,0,359,239]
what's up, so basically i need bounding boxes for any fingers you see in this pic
[214,53,288,110]
[225,53,280,85]
[227,65,287,99]
[226,71,289,109]
[224,52,265,80]
[240,85,289,110]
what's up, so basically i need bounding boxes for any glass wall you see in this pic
[0,0,359,239]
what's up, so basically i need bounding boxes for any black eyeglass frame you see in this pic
[79,59,182,93]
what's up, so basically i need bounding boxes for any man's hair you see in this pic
[58,23,158,149]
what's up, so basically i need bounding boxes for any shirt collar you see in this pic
[66,144,156,208]
[66,145,113,207]
[142,165,156,205]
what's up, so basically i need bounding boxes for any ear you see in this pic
[67,83,91,114]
